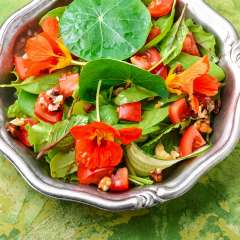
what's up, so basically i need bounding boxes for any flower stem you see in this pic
[96,80,102,122]
[71,60,87,66]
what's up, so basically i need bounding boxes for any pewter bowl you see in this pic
[0,0,239,211]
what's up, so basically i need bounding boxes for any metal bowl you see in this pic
[0,0,239,211]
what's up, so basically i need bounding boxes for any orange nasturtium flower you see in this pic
[14,17,82,80]
[166,56,221,113]
[71,122,142,185]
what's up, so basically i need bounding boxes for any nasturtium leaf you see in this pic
[169,53,225,81]
[60,0,152,61]
[79,59,168,102]
[39,7,66,25]
[114,86,158,105]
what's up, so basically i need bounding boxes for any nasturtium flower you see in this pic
[71,122,142,184]
[166,56,221,113]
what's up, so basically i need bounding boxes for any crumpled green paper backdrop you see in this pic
[0,0,240,239]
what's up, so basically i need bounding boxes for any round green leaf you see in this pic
[60,0,151,61]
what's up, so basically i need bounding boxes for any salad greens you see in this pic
[60,0,151,61]
[2,0,225,192]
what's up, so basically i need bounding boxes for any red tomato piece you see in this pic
[179,125,206,157]
[34,90,63,124]
[169,98,191,124]
[15,119,38,147]
[118,102,142,122]
[118,127,142,145]
[182,32,200,56]
[130,47,161,70]
[110,167,129,192]
[151,63,169,79]
[77,165,113,185]
[147,26,161,42]
[59,73,79,98]
[148,0,174,18]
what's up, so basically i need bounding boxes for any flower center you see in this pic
[90,129,114,146]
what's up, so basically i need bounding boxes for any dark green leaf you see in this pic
[89,105,118,125]
[144,0,176,49]
[39,7,66,25]
[18,91,37,117]
[50,151,77,178]
[169,53,225,81]
[79,59,168,102]
[141,0,152,5]
[161,129,180,153]
[48,115,88,144]
[186,19,219,63]
[114,85,158,105]
[159,7,189,65]
[60,0,151,61]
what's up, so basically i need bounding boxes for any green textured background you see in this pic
[0,1,240,239]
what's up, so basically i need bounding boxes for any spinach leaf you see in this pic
[0,69,66,94]
[39,7,66,25]
[144,0,176,49]
[89,105,118,125]
[114,86,158,105]
[169,53,225,81]
[159,5,189,65]
[18,91,37,117]
[48,115,88,145]
[142,0,152,5]
[50,151,77,178]
[26,121,52,152]
[186,19,219,63]
[79,59,168,102]
[60,0,151,61]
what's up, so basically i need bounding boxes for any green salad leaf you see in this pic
[114,86,158,105]
[0,70,65,94]
[60,0,151,61]
[79,59,168,102]
[169,53,225,81]
[89,105,118,125]
[186,19,219,63]
[18,91,37,117]
[144,0,176,49]
[50,151,77,178]
[159,5,189,65]
[127,143,211,176]
[7,100,23,118]
[40,7,66,25]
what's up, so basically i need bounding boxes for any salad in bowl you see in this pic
[1,0,225,193]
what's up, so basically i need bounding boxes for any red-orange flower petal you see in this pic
[75,139,123,170]
[41,17,59,41]
[25,34,56,62]
[194,74,221,96]
[190,95,200,114]
[118,128,142,145]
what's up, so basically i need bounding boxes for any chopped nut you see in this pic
[150,168,163,183]
[10,118,25,126]
[113,87,125,96]
[170,150,180,159]
[155,144,172,160]
[173,64,184,74]
[98,177,112,192]
[197,105,208,119]
[194,119,212,134]
[6,123,19,138]
[154,101,164,109]
[207,100,215,113]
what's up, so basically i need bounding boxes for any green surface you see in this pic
[0,1,240,239]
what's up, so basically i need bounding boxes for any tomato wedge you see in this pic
[169,98,191,124]
[118,127,142,145]
[182,32,200,56]
[179,125,206,157]
[130,47,161,70]
[77,165,113,185]
[34,90,63,124]
[151,63,169,79]
[59,73,79,98]
[148,0,174,18]
[147,26,161,42]
[117,102,142,122]
[110,167,129,192]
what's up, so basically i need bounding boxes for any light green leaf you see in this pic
[79,59,168,102]
[39,7,66,25]
[50,151,77,178]
[114,86,158,105]
[144,0,176,49]
[7,100,23,118]
[18,91,37,117]
[169,52,225,81]
[60,0,151,61]
[186,19,219,63]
